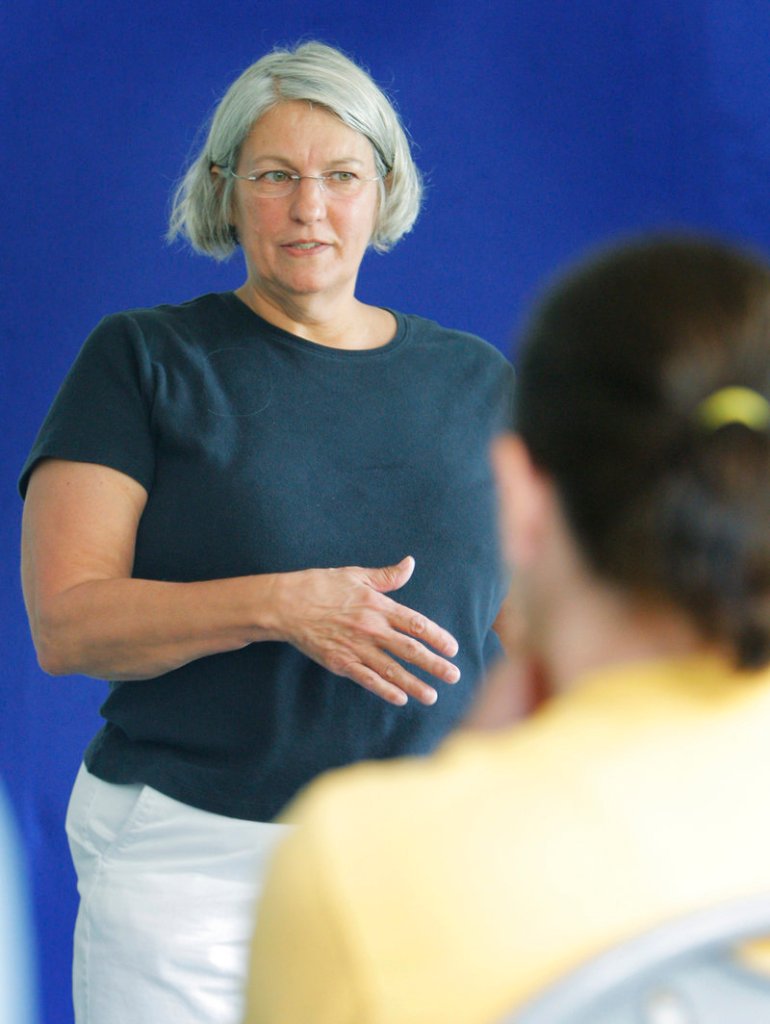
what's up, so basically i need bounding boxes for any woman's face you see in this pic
[229,100,381,314]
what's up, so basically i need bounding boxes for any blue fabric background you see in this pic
[4,2,770,1021]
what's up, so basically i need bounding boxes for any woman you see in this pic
[19,41,513,1024]
[246,235,770,1024]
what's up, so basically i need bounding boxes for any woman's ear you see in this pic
[490,433,554,568]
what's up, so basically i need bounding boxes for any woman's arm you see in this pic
[21,459,460,706]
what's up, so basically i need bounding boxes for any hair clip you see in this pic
[696,386,770,432]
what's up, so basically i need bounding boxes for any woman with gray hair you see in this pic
[19,40,513,1024]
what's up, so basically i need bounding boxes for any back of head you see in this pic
[515,235,770,669]
[168,40,422,259]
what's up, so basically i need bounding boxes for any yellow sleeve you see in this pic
[244,806,368,1024]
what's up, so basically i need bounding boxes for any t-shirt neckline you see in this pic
[220,291,408,359]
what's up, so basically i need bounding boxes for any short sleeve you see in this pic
[18,313,157,497]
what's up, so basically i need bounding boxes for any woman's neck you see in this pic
[234,282,395,350]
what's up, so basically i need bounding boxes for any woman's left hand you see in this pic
[268,556,460,706]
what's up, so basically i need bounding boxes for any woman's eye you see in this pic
[261,170,292,183]
[329,171,357,183]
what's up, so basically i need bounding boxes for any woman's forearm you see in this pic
[30,573,284,680]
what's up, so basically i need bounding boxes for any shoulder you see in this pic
[257,674,770,1022]
[94,292,236,339]
[393,312,515,411]
[280,731,522,859]
[79,293,249,370]
[398,311,510,363]
[277,682,675,870]
[258,729,578,1020]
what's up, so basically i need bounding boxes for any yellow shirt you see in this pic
[246,656,770,1024]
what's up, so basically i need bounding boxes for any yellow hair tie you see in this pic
[696,386,770,432]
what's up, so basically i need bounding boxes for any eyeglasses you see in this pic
[220,167,383,199]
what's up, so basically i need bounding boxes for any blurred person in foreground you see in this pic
[246,235,770,1024]
[18,41,513,1024]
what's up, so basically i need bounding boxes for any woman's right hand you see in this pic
[271,556,460,706]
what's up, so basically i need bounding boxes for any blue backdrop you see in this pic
[4,2,770,1022]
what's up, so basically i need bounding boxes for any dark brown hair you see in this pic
[515,235,770,668]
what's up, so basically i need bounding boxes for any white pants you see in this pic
[65,764,290,1024]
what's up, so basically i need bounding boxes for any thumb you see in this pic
[364,555,415,594]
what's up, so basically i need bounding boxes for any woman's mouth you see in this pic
[284,241,327,252]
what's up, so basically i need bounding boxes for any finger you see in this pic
[369,654,439,706]
[387,632,461,685]
[360,555,415,595]
[346,663,409,707]
[389,604,460,660]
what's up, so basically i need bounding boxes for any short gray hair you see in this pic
[167,41,423,259]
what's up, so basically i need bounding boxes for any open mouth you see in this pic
[286,241,326,251]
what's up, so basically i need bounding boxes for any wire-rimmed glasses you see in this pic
[220,167,383,199]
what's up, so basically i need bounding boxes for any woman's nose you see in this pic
[289,176,327,222]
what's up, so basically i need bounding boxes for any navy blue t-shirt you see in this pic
[20,293,514,820]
